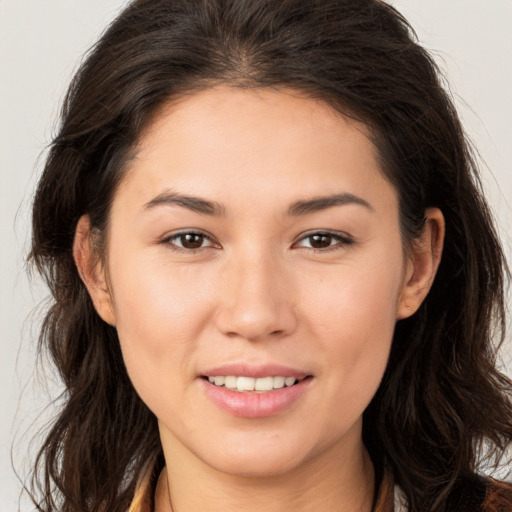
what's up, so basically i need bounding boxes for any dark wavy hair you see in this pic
[29,0,512,511]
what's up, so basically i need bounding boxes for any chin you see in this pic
[208,454,304,478]
[198,435,311,478]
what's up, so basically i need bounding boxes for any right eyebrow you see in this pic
[143,191,225,216]
[287,193,373,216]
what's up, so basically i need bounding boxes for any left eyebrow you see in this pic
[143,191,225,216]
[287,193,374,216]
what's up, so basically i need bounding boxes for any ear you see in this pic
[73,215,116,326]
[396,208,445,320]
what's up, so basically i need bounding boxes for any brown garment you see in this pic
[128,464,397,512]
[127,461,512,512]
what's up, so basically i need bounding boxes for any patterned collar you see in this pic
[128,461,406,512]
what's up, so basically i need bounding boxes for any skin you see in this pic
[74,85,444,512]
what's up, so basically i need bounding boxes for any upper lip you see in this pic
[200,362,311,379]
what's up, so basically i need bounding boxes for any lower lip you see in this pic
[200,378,312,418]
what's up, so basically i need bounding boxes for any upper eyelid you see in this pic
[161,229,220,249]
[292,231,355,251]
[162,229,215,240]
[160,229,354,247]
[294,229,354,242]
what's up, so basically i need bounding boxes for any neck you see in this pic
[154,433,375,512]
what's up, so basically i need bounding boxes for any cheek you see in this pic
[299,252,403,402]
[303,254,402,338]
[106,248,216,402]
[110,243,216,335]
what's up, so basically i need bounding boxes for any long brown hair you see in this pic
[29,1,512,511]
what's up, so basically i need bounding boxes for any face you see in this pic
[80,86,431,478]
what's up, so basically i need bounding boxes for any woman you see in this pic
[29,0,512,511]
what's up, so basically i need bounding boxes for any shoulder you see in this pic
[482,477,512,512]
[393,472,512,512]
[128,456,161,512]
[446,473,512,512]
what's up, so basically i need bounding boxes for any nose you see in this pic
[214,250,298,342]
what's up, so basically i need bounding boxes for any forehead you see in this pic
[139,86,371,155]
[117,85,396,216]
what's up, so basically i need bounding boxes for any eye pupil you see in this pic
[180,233,204,249]
[310,234,332,248]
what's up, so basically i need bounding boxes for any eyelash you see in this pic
[160,231,219,253]
[293,231,355,252]
[160,230,355,253]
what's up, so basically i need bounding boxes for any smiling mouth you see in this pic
[202,375,312,393]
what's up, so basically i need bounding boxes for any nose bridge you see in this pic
[215,244,296,341]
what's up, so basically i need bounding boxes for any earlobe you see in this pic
[73,215,116,326]
[396,208,445,320]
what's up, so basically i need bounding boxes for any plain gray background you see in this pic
[1,1,511,510]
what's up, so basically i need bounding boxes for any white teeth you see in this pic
[237,376,255,391]
[284,376,296,387]
[224,376,237,389]
[207,375,299,391]
[214,376,225,386]
[255,376,274,391]
[273,376,285,389]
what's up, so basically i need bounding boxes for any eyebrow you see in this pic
[287,193,373,216]
[143,191,225,216]
[143,191,372,217]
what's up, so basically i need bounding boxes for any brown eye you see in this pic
[179,233,205,249]
[295,231,354,251]
[308,234,333,249]
[163,231,217,251]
